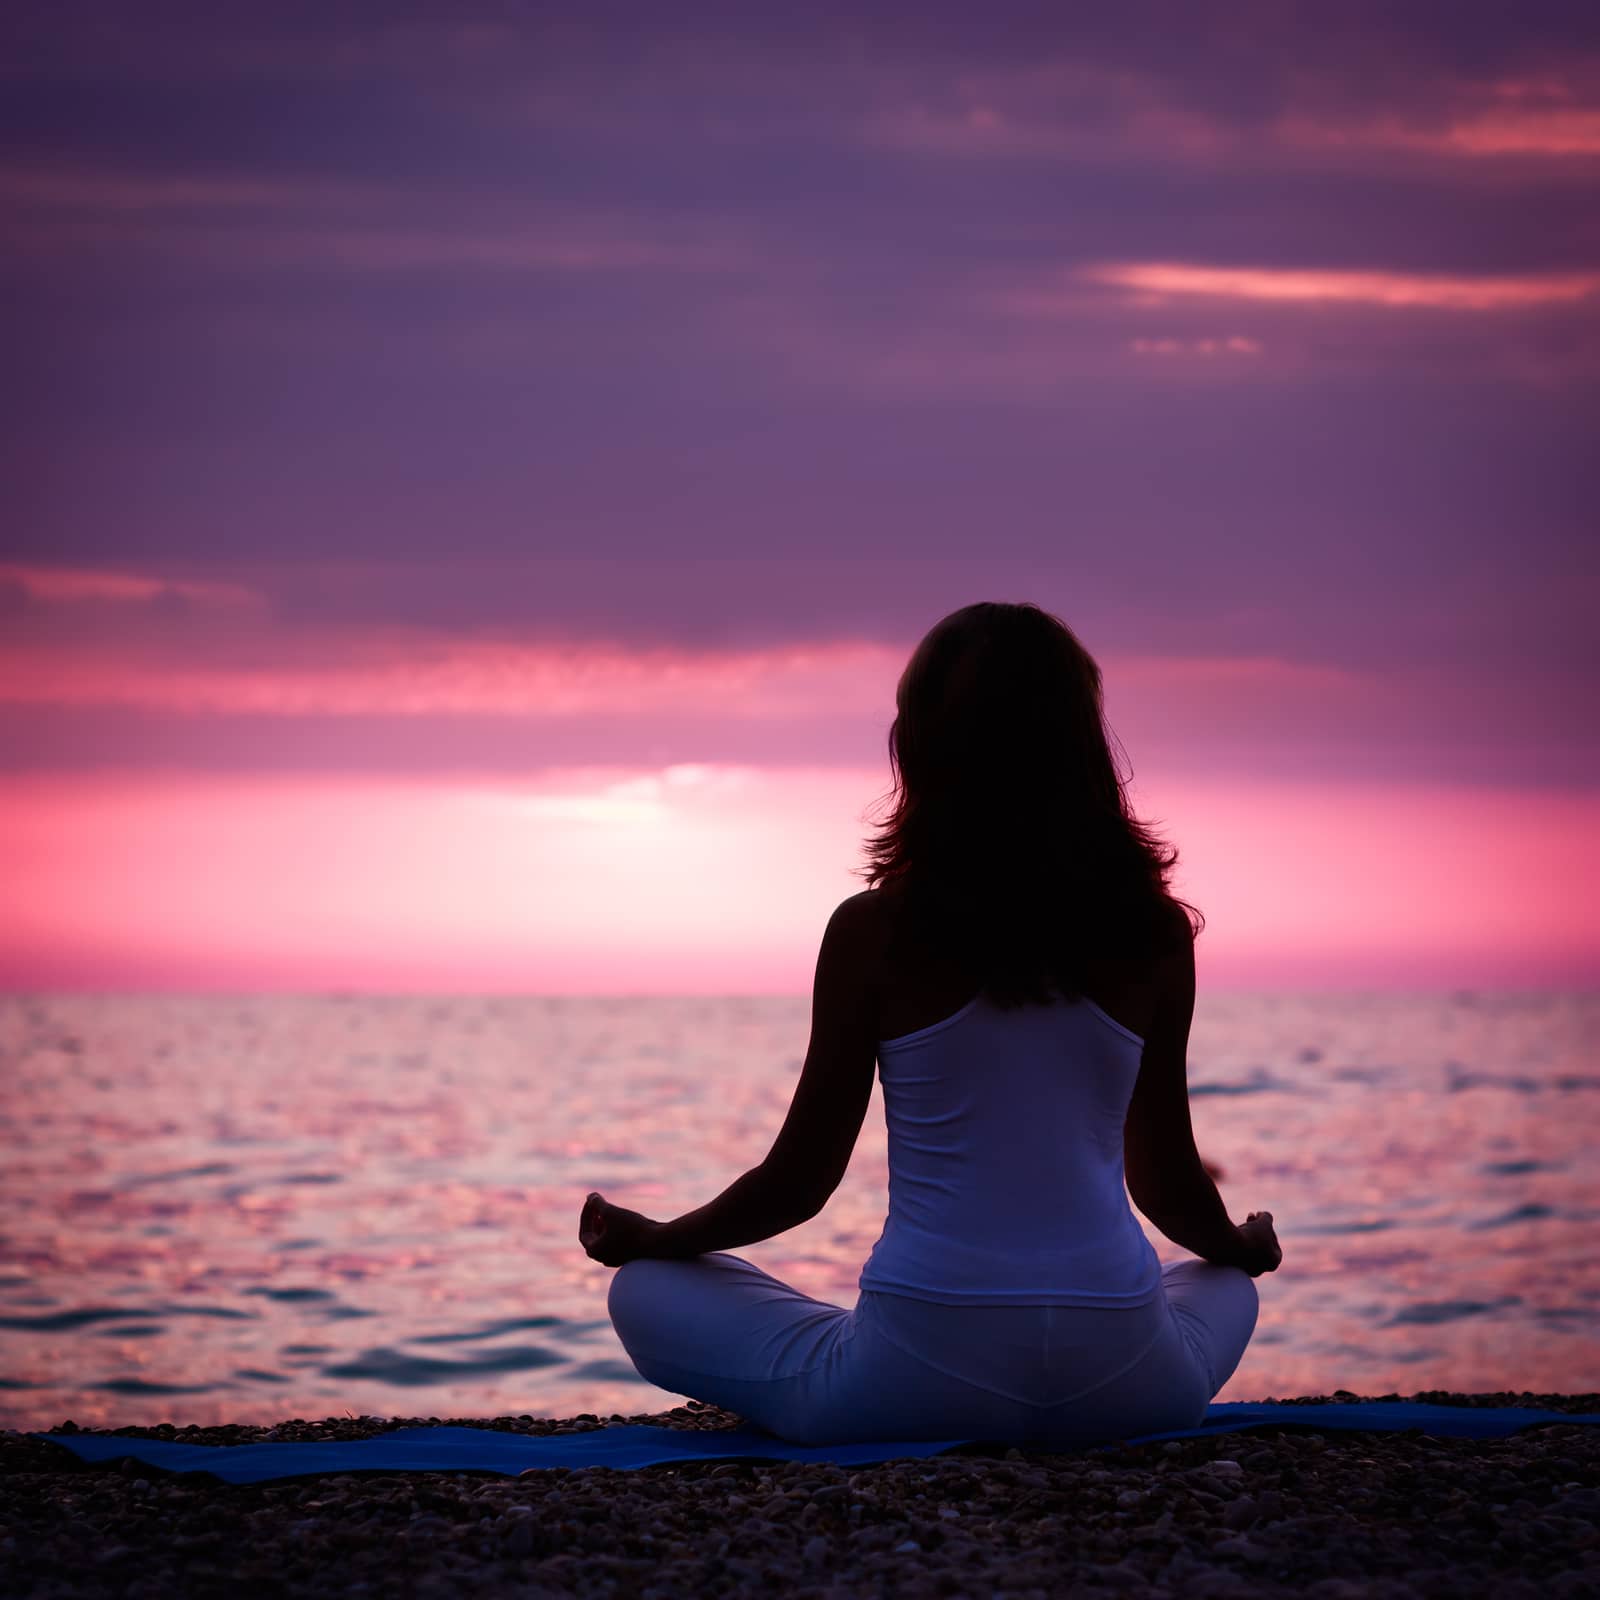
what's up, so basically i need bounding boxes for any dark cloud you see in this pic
[3,1,1595,787]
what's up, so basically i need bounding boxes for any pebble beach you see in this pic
[3,1391,1595,1598]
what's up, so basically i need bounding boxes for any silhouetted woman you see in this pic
[579,601,1280,1447]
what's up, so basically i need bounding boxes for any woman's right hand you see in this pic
[1234,1211,1282,1277]
[579,1191,663,1268]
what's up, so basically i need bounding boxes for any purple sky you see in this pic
[2,3,1596,988]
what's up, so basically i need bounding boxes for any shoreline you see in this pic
[17,1385,1599,1447]
[4,1392,1596,1597]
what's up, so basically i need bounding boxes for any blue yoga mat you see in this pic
[33,1402,1599,1485]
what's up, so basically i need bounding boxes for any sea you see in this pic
[1,991,1595,1432]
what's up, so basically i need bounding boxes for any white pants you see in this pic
[608,1252,1259,1449]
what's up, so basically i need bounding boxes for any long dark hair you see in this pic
[856,601,1202,1009]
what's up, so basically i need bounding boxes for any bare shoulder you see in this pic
[830,887,891,952]
[827,888,894,989]
[1080,899,1193,1040]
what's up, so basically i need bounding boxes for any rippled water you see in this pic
[2,992,1596,1430]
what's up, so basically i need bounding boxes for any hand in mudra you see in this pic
[579,1191,662,1268]
[1236,1210,1282,1277]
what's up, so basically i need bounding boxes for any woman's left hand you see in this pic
[579,1191,663,1268]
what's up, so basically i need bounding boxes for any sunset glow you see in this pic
[2,766,1593,993]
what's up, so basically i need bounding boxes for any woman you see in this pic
[579,601,1281,1448]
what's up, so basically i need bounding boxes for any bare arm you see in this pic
[604,892,879,1263]
[1123,926,1255,1271]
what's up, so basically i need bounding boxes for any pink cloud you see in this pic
[0,563,261,608]
[865,63,1600,169]
[0,630,905,718]
[1078,263,1600,312]
[1276,78,1600,160]
[0,603,1453,753]
[1,593,1583,793]
[1442,108,1600,156]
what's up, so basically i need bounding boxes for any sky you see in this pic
[2,2,1596,993]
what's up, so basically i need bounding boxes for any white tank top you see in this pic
[858,987,1164,1306]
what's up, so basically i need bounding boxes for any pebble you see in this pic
[1223,1495,1260,1529]
[1213,1535,1274,1563]
[3,1391,1594,1598]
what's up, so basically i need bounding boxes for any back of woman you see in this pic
[583,601,1282,1449]
[862,971,1163,1308]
